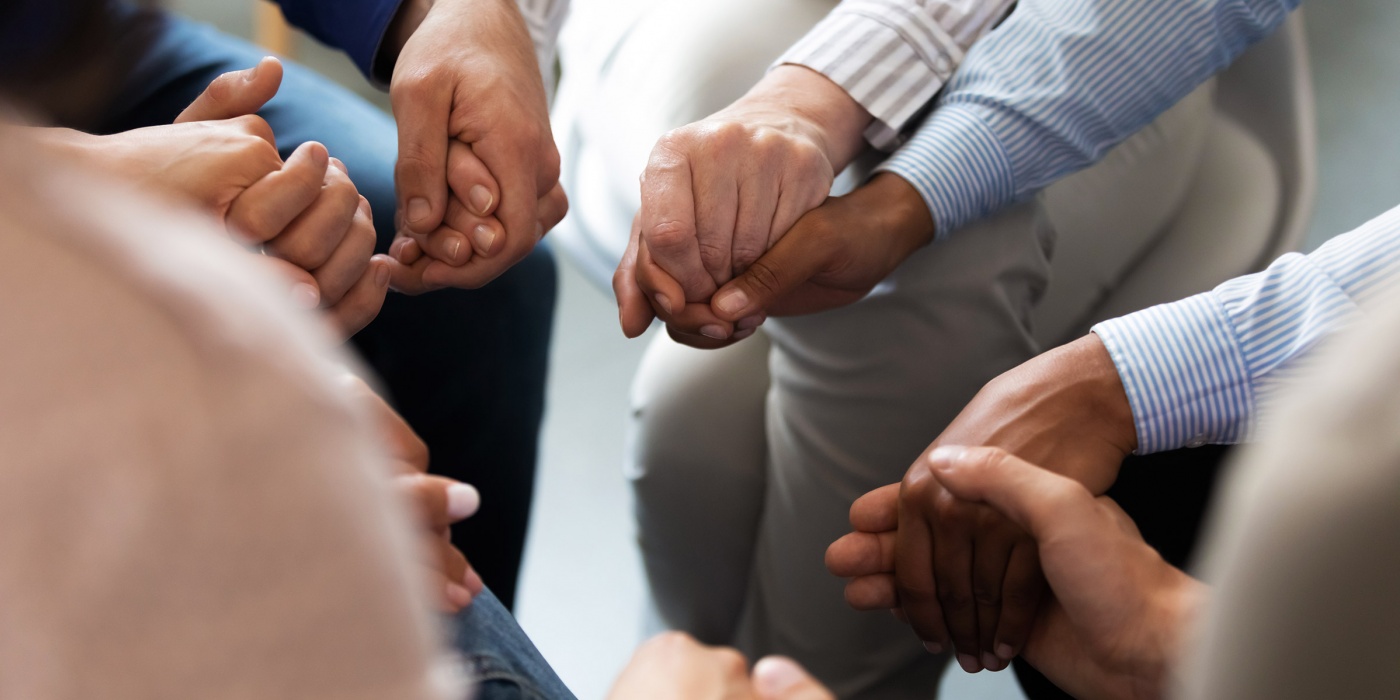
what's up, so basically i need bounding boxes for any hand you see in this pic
[935,447,1202,699]
[347,375,484,612]
[615,65,872,342]
[177,59,389,337]
[383,0,562,291]
[608,632,834,700]
[619,172,933,347]
[39,58,392,336]
[827,447,1201,699]
[828,335,1136,672]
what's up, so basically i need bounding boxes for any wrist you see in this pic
[860,172,937,260]
[1139,572,1207,698]
[379,0,433,76]
[736,64,872,171]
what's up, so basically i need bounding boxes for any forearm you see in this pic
[879,0,1299,238]
[1094,205,1400,454]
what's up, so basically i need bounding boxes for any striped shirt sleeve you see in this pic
[876,0,1300,237]
[1092,207,1400,455]
[775,0,1015,150]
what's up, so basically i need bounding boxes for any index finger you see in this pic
[639,147,716,301]
[392,82,450,234]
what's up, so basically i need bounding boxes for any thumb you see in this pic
[751,657,835,700]
[926,446,1094,543]
[709,226,828,322]
[176,56,284,123]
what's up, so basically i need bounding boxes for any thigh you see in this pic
[1031,81,1218,345]
[740,202,1050,699]
[628,330,772,643]
[450,588,578,700]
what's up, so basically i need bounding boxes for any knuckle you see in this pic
[696,239,729,269]
[972,583,1001,608]
[936,588,975,613]
[739,258,783,295]
[644,219,695,251]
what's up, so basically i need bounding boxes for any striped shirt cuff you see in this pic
[778,7,954,150]
[1092,294,1254,455]
[874,103,1015,237]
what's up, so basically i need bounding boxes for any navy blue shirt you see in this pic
[272,0,404,81]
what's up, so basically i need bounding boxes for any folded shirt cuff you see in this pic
[1092,293,1254,455]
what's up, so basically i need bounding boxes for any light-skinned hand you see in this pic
[607,632,836,700]
[40,57,392,336]
[614,65,872,342]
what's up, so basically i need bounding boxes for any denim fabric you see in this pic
[449,590,577,700]
[94,9,557,609]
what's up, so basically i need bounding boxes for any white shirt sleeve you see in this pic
[775,0,1016,149]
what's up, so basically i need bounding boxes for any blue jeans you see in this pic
[450,590,576,700]
[94,8,556,610]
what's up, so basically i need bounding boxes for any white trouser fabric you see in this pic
[554,0,1215,695]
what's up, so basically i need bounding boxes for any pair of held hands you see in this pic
[827,335,1204,699]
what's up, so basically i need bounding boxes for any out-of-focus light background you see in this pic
[168,1,1400,697]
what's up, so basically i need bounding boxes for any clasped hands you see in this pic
[826,336,1203,700]
[612,65,935,347]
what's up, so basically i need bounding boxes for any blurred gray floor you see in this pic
[164,1,1400,697]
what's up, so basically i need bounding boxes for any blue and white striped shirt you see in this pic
[871,0,1400,454]
[1094,208,1400,454]
[877,0,1300,236]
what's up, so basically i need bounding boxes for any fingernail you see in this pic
[389,237,410,260]
[981,653,1002,672]
[700,325,728,340]
[957,653,982,673]
[736,314,765,331]
[996,643,1015,661]
[467,185,494,214]
[374,260,390,288]
[714,288,749,315]
[928,445,966,468]
[733,328,756,340]
[444,234,465,264]
[471,224,497,255]
[245,58,265,82]
[407,197,431,224]
[653,294,673,315]
[291,283,319,309]
[923,641,944,655]
[446,483,480,520]
[445,581,473,608]
[752,657,805,694]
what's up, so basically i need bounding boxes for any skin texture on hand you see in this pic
[829,335,1137,674]
[346,375,484,612]
[618,171,934,348]
[828,446,1203,700]
[39,57,392,337]
[613,65,875,344]
[382,0,564,293]
[607,632,835,700]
